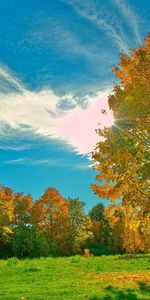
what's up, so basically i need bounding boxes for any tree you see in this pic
[67,198,93,254]
[91,34,150,209]
[32,188,69,255]
[87,203,114,255]
[0,186,14,243]
[140,212,150,252]
[105,205,124,253]
[89,203,105,222]
[0,185,14,257]
[13,192,33,228]
[122,205,144,254]
[12,228,50,258]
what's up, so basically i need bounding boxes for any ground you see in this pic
[0,254,150,299]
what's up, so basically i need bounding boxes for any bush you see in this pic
[12,228,51,258]
[0,240,13,258]
[87,241,111,256]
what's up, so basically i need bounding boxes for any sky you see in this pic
[0,0,150,211]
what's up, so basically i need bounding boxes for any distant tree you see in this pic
[105,204,149,254]
[87,203,113,255]
[12,228,50,258]
[32,188,69,255]
[67,198,93,254]
[89,203,105,221]
[13,193,33,228]
[87,217,113,256]
[105,205,124,253]
[0,185,14,254]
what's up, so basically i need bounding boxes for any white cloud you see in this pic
[0,66,113,155]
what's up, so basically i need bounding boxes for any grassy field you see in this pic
[0,254,150,300]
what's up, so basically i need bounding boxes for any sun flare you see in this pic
[100,110,115,128]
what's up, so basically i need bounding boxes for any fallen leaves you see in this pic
[91,271,150,286]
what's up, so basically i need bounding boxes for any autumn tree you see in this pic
[87,203,113,255]
[91,34,150,210]
[67,198,93,254]
[122,205,144,253]
[32,187,69,255]
[140,212,150,251]
[11,192,37,258]
[105,204,124,253]
[0,185,14,256]
[13,192,33,228]
[104,204,148,254]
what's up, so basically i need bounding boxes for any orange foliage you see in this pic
[32,188,69,242]
[0,186,14,243]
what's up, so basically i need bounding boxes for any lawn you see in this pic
[0,254,150,299]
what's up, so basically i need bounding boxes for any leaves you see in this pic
[32,188,69,243]
[91,34,150,209]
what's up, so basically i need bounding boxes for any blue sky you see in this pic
[0,0,149,211]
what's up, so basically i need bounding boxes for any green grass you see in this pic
[0,254,150,299]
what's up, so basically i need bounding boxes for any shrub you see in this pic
[12,228,51,258]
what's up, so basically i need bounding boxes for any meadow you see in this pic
[0,254,150,300]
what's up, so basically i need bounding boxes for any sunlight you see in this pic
[101,110,115,128]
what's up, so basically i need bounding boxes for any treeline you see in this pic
[0,184,149,258]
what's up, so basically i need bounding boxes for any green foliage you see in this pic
[12,228,51,258]
[87,242,111,256]
[89,203,105,221]
[87,215,114,256]
[67,198,93,254]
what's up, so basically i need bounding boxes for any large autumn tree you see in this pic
[92,34,150,211]
[32,187,69,254]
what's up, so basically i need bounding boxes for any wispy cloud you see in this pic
[0,65,25,94]
[63,0,129,52]
[4,157,92,170]
[0,143,32,151]
[0,66,113,155]
[4,157,58,166]
[112,0,141,44]
[25,14,100,62]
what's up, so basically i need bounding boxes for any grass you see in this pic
[0,254,150,299]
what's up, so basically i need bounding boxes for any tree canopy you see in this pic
[91,34,150,211]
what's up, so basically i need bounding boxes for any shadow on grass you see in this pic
[89,282,150,300]
[138,281,150,293]
[24,267,41,272]
[118,254,150,260]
